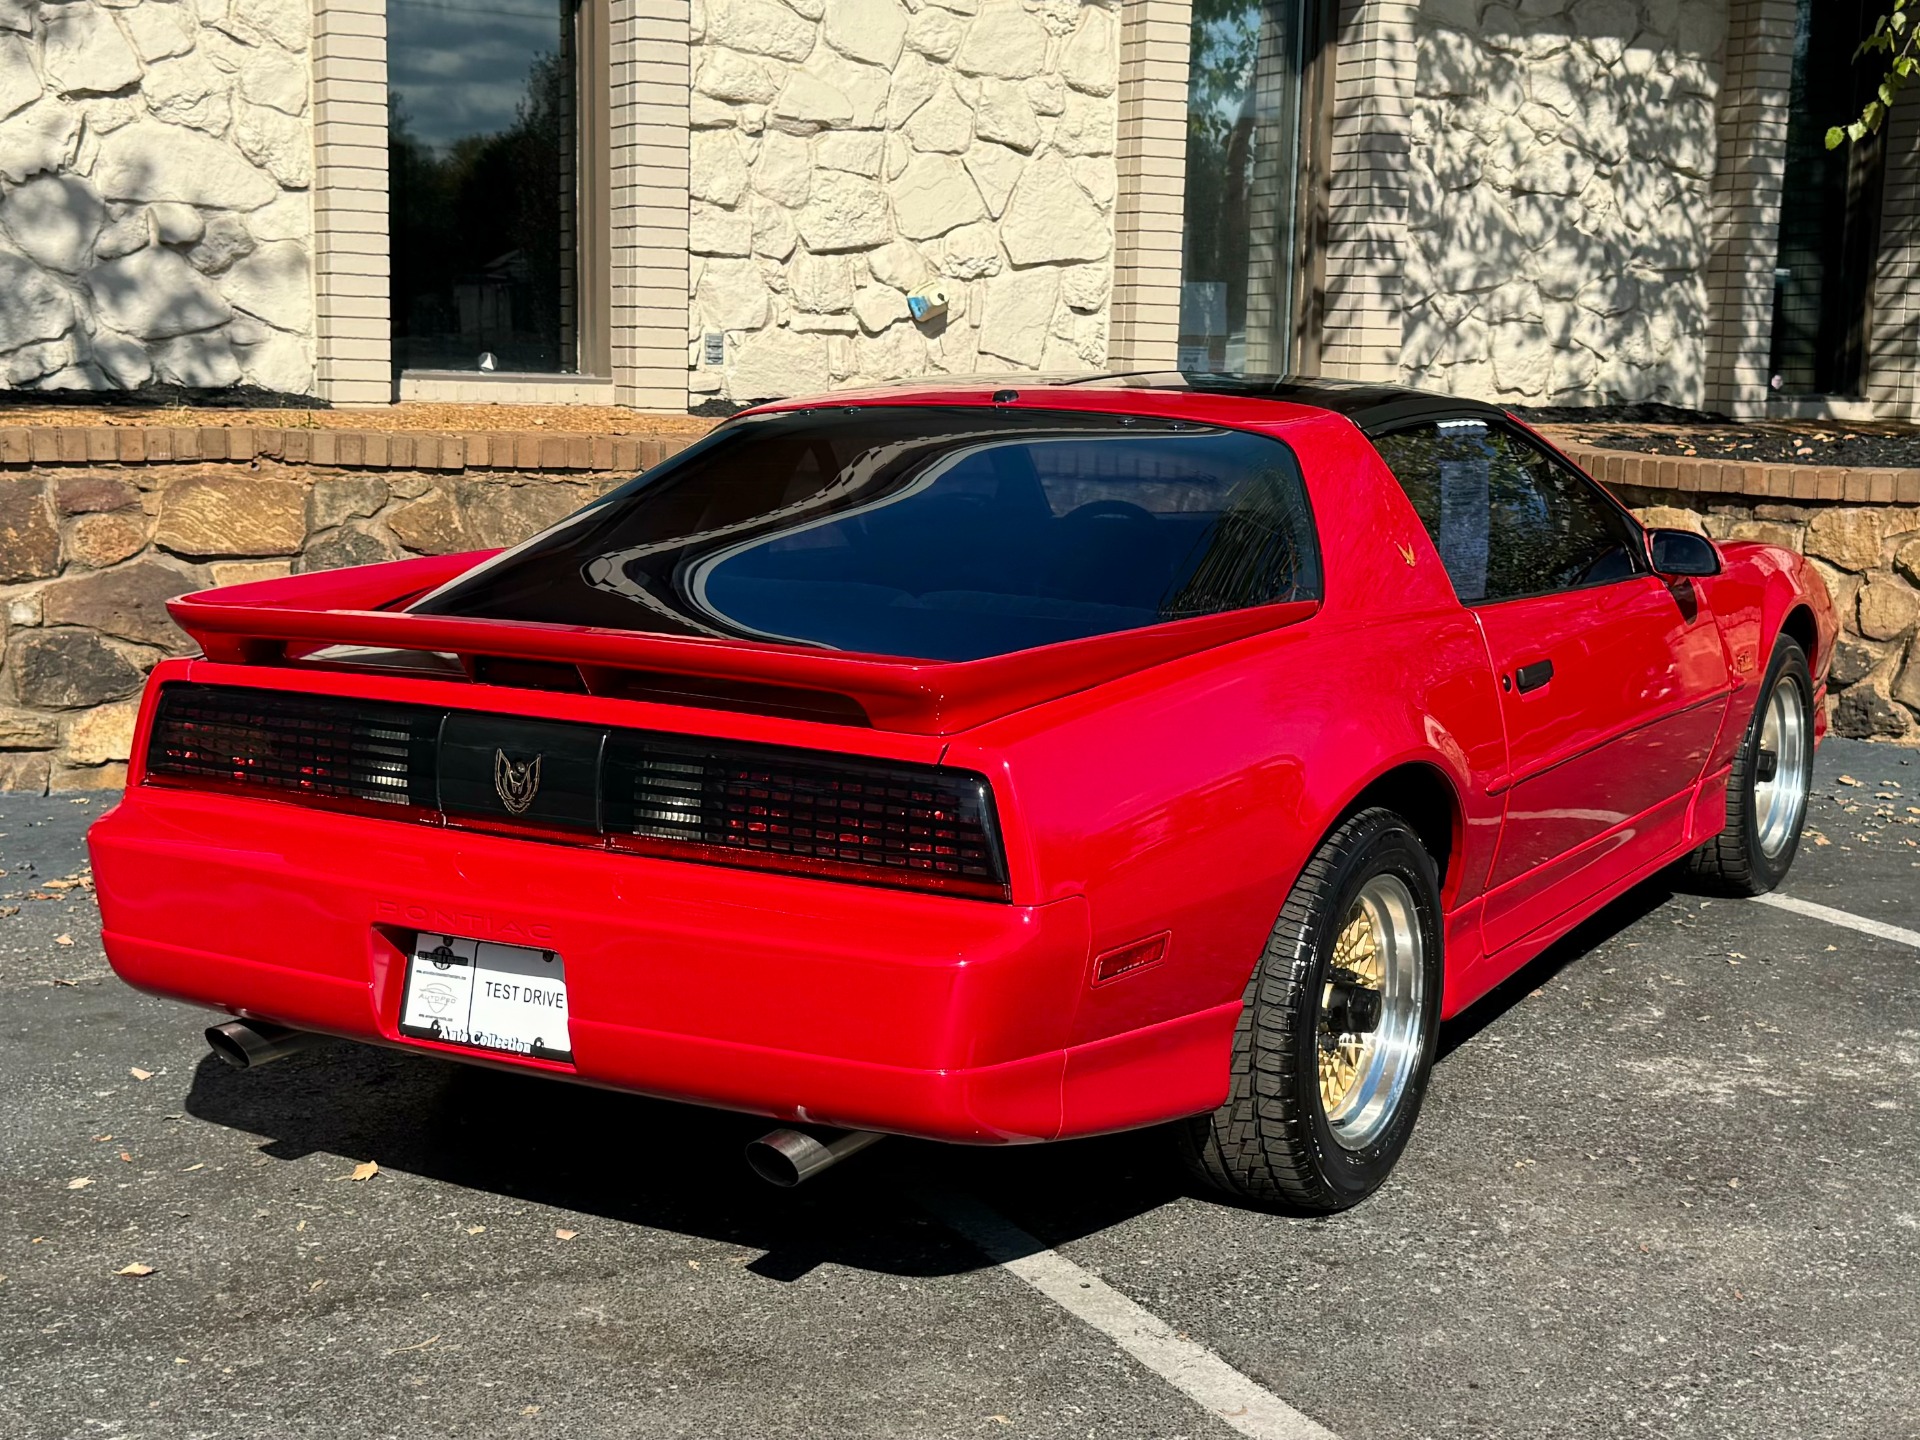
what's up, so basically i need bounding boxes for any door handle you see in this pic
[1514,659,1554,694]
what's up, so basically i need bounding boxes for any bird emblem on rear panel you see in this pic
[1395,540,1417,568]
[494,750,541,815]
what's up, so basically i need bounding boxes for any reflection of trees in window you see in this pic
[1184,1,1261,362]
[390,49,573,373]
[1374,427,1636,604]
[1180,2,1308,375]
[1161,468,1316,617]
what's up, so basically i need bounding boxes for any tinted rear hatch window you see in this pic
[414,407,1320,662]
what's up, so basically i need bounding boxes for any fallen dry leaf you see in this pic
[1838,775,1861,786]
[182,1163,203,1172]
[388,1334,441,1356]
[116,1263,155,1278]
[0,906,17,918]
[555,1228,578,1241]
[53,935,73,947]
[44,878,82,890]
[465,1225,486,1236]
[350,1161,379,1182]
[66,1177,92,1190]
[129,1067,152,1081]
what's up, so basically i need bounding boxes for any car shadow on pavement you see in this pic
[179,872,1683,1276]
[179,1033,1186,1281]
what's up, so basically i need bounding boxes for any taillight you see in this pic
[604,734,1006,900]
[142,683,1010,900]
[147,686,438,811]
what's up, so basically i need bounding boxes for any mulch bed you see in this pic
[1509,402,1920,469]
[1539,423,1920,469]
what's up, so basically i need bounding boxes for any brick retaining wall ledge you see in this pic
[0,424,695,475]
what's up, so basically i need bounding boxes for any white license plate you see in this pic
[399,933,572,1062]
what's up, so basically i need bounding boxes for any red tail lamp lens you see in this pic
[1093,933,1169,986]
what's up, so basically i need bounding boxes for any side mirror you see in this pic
[1648,528,1721,578]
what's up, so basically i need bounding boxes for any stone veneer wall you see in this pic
[1400,0,1725,405]
[686,0,1119,404]
[0,429,697,792]
[0,0,315,394]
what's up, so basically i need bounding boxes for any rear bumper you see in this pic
[90,786,1234,1143]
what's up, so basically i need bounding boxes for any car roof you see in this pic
[1059,372,1513,435]
[790,372,1512,438]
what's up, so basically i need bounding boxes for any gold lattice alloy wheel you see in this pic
[1316,873,1426,1151]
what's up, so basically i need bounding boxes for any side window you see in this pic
[1371,420,1642,604]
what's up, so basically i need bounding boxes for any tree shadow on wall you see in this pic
[1392,7,1719,407]
[0,133,319,402]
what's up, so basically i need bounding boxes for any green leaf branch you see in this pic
[1828,0,1920,147]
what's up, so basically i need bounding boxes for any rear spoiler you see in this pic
[166,553,1319,737]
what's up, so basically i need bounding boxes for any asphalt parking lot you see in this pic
[3,736,1917,1440]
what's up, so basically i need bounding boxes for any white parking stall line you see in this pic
[919,1190,1339,1440]
[1753,893,1920,951]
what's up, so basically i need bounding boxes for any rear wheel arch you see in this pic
[1778,603,1818,678]
[1340,761,1462,904]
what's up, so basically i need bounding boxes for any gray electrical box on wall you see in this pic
[703,333,725,366]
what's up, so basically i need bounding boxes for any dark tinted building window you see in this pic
[1371,420,1641,605]
[1181,1,1313,375]
[416,408,1322,661]
[389,0,590,373]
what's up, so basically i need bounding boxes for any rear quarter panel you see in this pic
[948,412,1509,1049]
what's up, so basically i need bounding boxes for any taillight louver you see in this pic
[148,688,436,810]
[602,737,1007,899]
[144,683,1010,900]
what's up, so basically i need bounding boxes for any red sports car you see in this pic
[89,376,1835,1211]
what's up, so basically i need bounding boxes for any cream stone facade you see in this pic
[685,0,1120,403]
[0,0,317,395]
[0,0,1916,422]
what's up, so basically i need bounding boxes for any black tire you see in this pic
[1685,635,1814,896]
[1179,807,1444,1213]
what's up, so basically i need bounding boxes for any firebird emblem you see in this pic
[1394,541,1417,568]
[494,750,541,815]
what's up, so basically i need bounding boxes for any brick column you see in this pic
[610,0,692,412]
[1867,100,1920,420]
[1704,0,1798,419]
[1108,0,1191,373]
[312,0,392,407]
[1319,0,1414,383]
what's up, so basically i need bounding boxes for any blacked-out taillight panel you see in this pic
[148,686,439,809]
[143,683,1009,899]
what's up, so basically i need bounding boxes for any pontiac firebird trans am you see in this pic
[88,375,1835,1210]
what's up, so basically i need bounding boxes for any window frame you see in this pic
[388,0,612,387]
[1369,412,1652,610]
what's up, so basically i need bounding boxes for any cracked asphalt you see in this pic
[2,736,1916,1440]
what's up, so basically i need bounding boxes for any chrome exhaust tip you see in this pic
[205,1019,319,1071]
[744,1127,885,1187]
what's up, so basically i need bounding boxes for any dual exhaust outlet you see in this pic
[204,1019,883,1187]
